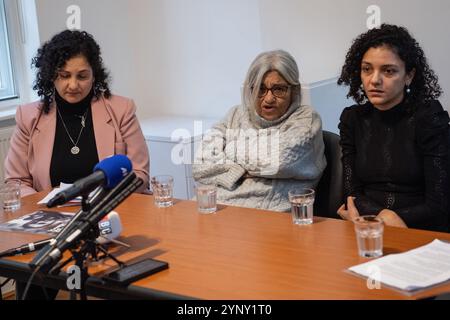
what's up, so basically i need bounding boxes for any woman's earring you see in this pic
[94,83,102,96]
[406,85,411,94]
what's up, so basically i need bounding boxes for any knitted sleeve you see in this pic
[192,106,246,191]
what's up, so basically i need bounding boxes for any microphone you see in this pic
[29,187,107,266]
[0,238,55,258]
[47,155,132,208]
[96,211,123,245]
[31,173,132,269]
[34,173,143,273]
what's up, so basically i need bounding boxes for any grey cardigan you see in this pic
[193,103,326,212]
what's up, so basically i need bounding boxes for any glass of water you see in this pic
[195,183,217,214]
[353,215,384,258]
[151,175,174,208]
[0,182,21,212]
[288,188,315,225]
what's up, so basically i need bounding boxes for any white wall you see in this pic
[35,0,137,106]
[35,0,262,120]
[34,0,450,128]
[259,0,368,83]
[126,0,262,119]
[259,0,450,133]
[376,0,450,110]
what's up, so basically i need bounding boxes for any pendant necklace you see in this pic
[56,107,89,155]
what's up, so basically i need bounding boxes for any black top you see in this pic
[50,91,99,187]
[339,100,450,231]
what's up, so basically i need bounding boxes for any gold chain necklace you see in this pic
[56,107,89,155]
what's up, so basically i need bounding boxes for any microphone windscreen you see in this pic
[94,155,132,189]
[96,211,123,244]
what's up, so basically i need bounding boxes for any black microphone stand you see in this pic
[81,192,91,213]
[50,227,125,300]
[29,186,107,269]
[33,174,143,300]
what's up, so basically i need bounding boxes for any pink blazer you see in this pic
[4,95,150,197]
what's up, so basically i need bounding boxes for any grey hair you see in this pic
[242,50,302,111]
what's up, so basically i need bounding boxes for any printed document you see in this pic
[348,239,450,292]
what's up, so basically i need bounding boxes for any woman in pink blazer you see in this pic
[4,30,149,197]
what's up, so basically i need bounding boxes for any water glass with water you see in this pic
[288,188,315,225]
[0,182,21,212]
[151,175,174,208]
[353,215,384,258]
[195,183,217,214]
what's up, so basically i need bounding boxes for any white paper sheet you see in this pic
[37,183,81,206]
[348,239,450,292]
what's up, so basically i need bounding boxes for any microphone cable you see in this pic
[20,265,42,301]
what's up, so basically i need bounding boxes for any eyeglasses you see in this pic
[254,85,291,98]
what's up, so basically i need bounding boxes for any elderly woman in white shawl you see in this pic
[193,50,326,212]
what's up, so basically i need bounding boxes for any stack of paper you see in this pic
[348,239,450,292]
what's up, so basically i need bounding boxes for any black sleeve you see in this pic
[338,106,385,215]
[395,101,450,231]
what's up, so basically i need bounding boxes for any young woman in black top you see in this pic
[337,24,449,232]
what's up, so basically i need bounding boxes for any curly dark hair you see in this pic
[32,30,111,113]
[337,24,441,106]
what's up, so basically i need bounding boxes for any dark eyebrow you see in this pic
[58,69,91,74]
[361,61,399,69]
[381,65,399,69]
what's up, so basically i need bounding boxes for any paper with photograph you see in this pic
[0,210,74,235]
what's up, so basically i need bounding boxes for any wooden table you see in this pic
[1,192,450,300]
